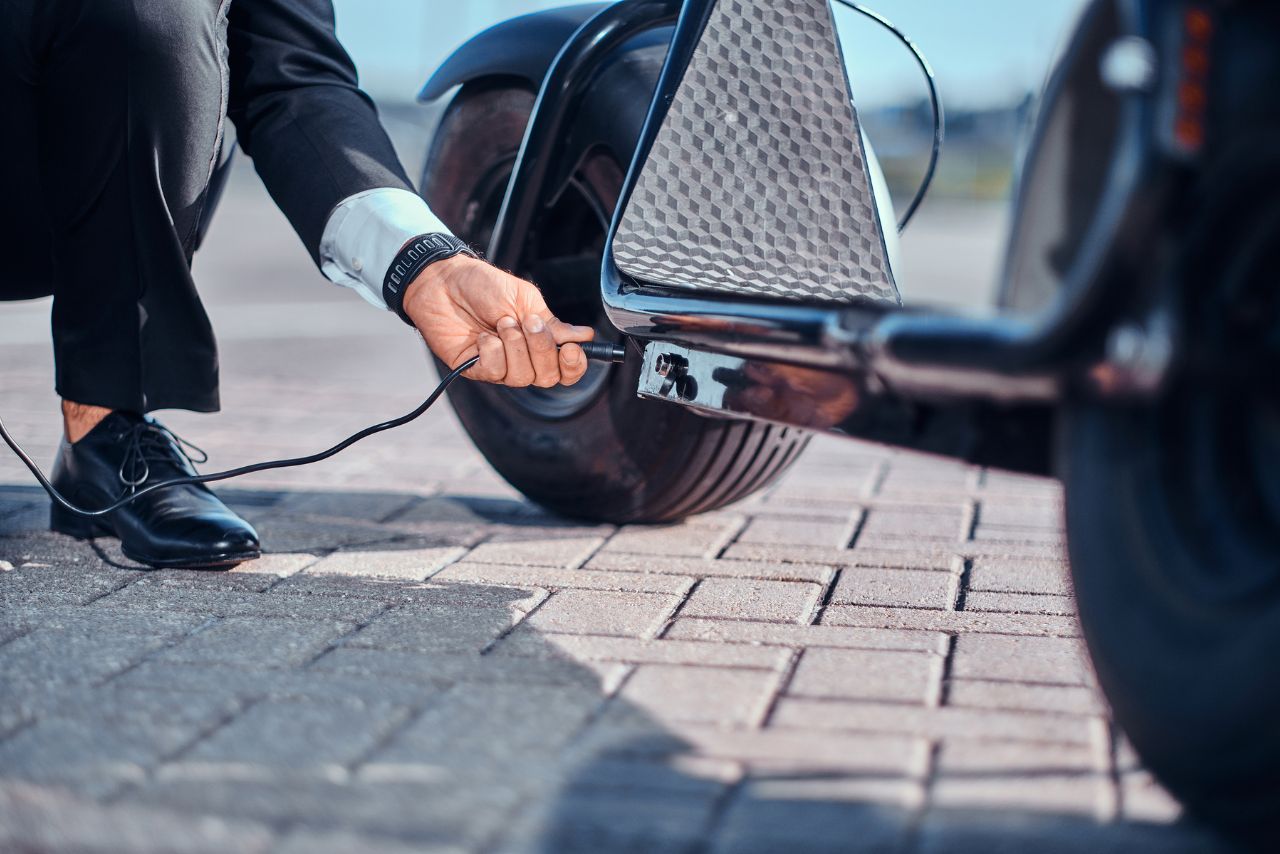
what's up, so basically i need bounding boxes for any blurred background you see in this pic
[334,0,1090,307]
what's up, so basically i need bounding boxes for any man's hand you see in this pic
[403,255,595,388]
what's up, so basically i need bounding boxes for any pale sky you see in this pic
[334,0,1088,109]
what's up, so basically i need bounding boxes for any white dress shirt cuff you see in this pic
[319,188,454,310]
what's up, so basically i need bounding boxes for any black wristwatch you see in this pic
[383,233,479,326]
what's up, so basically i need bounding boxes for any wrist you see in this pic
[382,232,477,325]
[402,254,475,326]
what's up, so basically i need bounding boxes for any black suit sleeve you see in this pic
[227,0,415,264]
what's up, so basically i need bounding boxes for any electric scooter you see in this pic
[416,0,1280,844]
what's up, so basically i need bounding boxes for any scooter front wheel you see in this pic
[1062,384,1280,845]
[420,74,809,524]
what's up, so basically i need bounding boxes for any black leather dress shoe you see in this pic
[49,412,260,568]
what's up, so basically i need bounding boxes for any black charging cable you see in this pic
[0,341,626,519]
[833,1,944,233]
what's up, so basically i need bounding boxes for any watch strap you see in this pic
[383,233,479,325]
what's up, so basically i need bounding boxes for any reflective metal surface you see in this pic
[636,341,1055,474]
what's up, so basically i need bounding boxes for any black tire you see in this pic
[1063,393,1280,847]
[420,71,809,523]
[1060,184,1280,847]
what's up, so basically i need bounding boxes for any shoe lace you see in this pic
[117,422,209,492]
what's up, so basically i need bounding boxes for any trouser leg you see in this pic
[1,0,231,413]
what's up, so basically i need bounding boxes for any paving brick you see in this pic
[771,699,1097,744]
[524,589,679,638]
[432,561,694,595]
[964,590,1076,616]
[735,517,855,548]
[155,617,356,668]
[559,754,740,797]
[618,665,780,726]
[951,634,1093,685]
[876,464,974,499]
[251,515,423,553]
[601,517,743,558]
[0,718,166,797]
[745,496,861,521]
[713,779,914,854]
[0,604,206,638]
[302,546,466,580]
[0,532,116,575]
[0,624,173,688]
[0,562,139,607]
[933,773,1112,817]
[722,541,960,569]
[584,551,834,584]
[272,491,419,523]
[721,542,870,566]
[971,526,1067,546]
[0,687,240,791]
[344,592,539,654]
[127,778,523,847]
[858,507,968,541]
[973,501,1064,529]
[369,682,603,769]
[0,782,276,853]
[822,605,1082,638]
[140,556,315,591]
[274,828,461,854]
[968,561,1073,596]
[915,810,1227,854]
[267,573,542,611]
[830,566,955,609]
[510,788,718,854]
[169,696,408,779]
[787,648,942,704]
[581,711,928,776]
[679,578,822,624]
[462,535,605,568]
[94,579,388,623]
[664,617,947,653]
[936,738,1102,775]
[948,679,1104,716]
[312,647,626,689]
[114,662,448,708]
[492,629,789,670]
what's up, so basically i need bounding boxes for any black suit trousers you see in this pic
[0,0,414,412]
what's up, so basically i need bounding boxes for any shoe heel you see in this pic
[50,504,108,540]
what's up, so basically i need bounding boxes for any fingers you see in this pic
[523,314,561,388]
[559,343,588,386]
[495,315,536,387]
[548,318,596,345]
[462,332,506,383]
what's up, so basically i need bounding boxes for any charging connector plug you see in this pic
[576,341,628,364]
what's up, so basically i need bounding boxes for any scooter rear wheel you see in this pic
[420,72,809,523]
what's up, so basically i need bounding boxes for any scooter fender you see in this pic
[418,4,610,102]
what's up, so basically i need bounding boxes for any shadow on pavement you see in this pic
[0,485,1237,852]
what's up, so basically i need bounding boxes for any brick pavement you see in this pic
[0,161,1235,852]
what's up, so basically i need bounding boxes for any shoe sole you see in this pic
[50,507,260,570]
